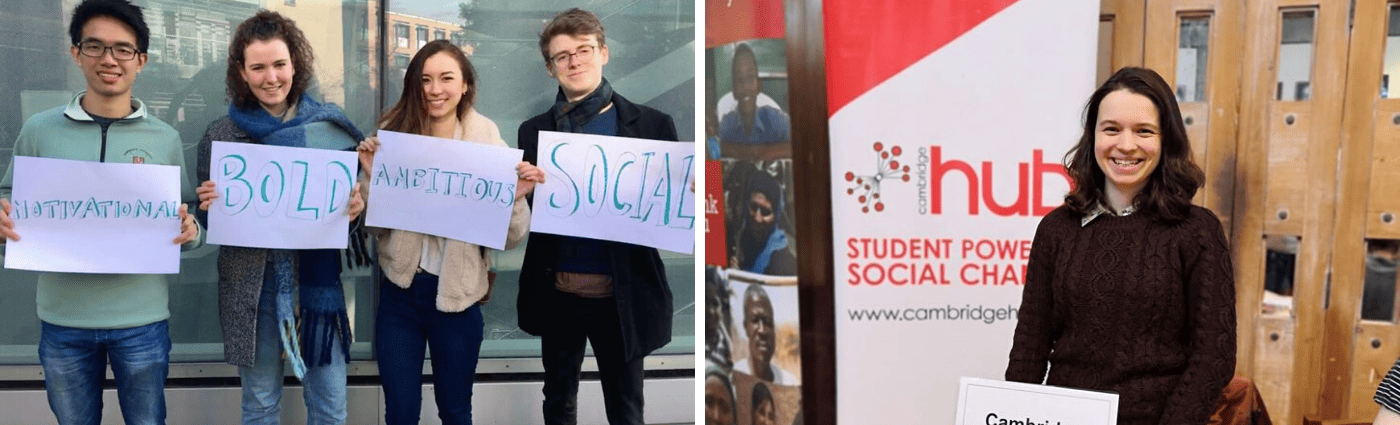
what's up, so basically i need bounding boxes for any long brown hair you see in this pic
[1063,67,1204,223]
[226,10,315,110]
[379,40,477,135]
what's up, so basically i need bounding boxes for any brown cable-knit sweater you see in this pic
[1006,205,1236,425]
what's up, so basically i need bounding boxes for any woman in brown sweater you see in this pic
[1005,67,1236,425]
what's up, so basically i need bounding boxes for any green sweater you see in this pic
[0,93,202,329]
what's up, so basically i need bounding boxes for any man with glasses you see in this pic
[0,0,200,423]
[517,7,678,425]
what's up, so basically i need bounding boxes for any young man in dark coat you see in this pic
[516,7,678,425]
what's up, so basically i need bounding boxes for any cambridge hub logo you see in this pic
[842,141,1071,217]
[843,142,910,213]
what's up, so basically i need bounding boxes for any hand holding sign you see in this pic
[5,156,183,273]
[363,130,524,249]
[205,142,358,250]
[530,131,696,254]
[0,199,18,242]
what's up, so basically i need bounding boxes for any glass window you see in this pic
[395,23,409,48]
[385,1,696,358]
[1176,15,1210,103]
[1382,4,1400,98]
[416,26,428,49]
[0,0,381,364]
[435,29,446,41]
[1277,9,1316,101]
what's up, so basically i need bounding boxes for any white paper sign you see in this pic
[5,156,182,274]
[955,378,1119,425]
[364,130,523,250]
[207,142,357,249]
[530,131,696,254]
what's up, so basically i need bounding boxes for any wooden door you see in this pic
[1098,0,1146,84]
[1331,0,1400,420]
[1234,1,1350,424]
[1144,0,1243,233]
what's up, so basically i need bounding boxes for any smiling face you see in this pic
[239,38,295,116]
[71,15,145,102]
[1094,89,1162,203]
[421,52,467,121]
[732,49,759,122]
[547,34,609,102]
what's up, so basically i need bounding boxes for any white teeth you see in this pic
[1112,158,1141,166]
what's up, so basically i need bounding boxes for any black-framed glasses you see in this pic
[77,41,139,61]
[749,203,773,217]
[550,45,597,67]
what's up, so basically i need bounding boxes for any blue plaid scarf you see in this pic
[229,96,362,377]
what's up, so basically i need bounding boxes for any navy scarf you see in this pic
[551,77,615,133]
[229,96,362,376]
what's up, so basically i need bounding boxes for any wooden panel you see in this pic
[784,0,835,424]
[1180,101,1210,204]
[1334,0,1393,420]
[1367,99,1400,239]
[1238,0,1351,421]
[1256,314,1297,425]
[1263,102,1311,236]
[1350,322,1400,422]
[1101,0,1146,74]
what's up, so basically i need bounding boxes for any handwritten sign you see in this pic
[955,377,1119,425]
[5,156,182,274]
[364,130,523,249]
[531,131,696,254]
[207,142,357,250]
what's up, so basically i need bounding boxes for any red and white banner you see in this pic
[825,0,1097,422]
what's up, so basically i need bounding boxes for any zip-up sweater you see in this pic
[0,92,201,329]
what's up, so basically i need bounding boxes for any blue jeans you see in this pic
[375,272,484,425]
[39,320,170,425]
[240,277,347,425]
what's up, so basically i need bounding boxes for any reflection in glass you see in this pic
[1176,16,1210,103]
[387,1,696,358]
[1263,235,1300,315]
[1276,9,1316,101]
[1383,5,1400,98]
[1362,239,1400,321]
[0,0,381,364]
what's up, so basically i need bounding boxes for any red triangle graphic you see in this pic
[824,0,1021,116]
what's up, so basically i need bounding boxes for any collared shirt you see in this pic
[1082,203,1137,227]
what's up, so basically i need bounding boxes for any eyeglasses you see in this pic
[77,41,139,61]
[550,45,597,67]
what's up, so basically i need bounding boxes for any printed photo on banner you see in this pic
[723,160,796,276]
[5,156,182,274]
[706,38,790,162]
[727,276,801,425]
[363,130,522,249]
[205,141,357,250]
[529,130,696,254]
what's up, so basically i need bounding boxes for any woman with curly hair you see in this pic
[195,10,365,424]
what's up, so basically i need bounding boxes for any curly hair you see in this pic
[226,10,315,110]
[378,40,477,135]
[1063,67,1204,223]
[69,0,149,53]
[537,8,606,66]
